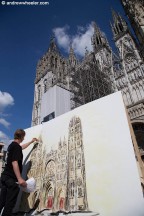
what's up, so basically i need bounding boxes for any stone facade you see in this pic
[31,8,144,150]
[121,0,144,59]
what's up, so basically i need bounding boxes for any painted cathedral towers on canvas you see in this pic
[23,116,88,212]
[66,117,88,211]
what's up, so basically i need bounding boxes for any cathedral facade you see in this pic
[31,3,144,153]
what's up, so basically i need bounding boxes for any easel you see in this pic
[125,106,144,185]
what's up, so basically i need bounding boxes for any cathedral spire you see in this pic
[91,21,110,52]
[111,9,128,41]
[48,36,59,53]
[93,21,101,35]
[69,43,74,56]
[68,43,77,67]
[111,8,120,23]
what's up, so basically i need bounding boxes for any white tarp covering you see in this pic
[40,85,71,122]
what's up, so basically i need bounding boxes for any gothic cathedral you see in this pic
[31,1,144,157]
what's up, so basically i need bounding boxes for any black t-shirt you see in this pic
[3,141,23,180]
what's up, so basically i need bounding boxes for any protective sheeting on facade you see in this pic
[40,85,71,123]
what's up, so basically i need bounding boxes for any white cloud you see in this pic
[0,118,10,128]
[0,91,14,132]
[0,131,11,149]
[77,25,85,32]
[0,131,6,138]
[0,131,8,140]
[72,23,94,57]
[53,23,94,57]
[53,25,70,52]
[0,91,14,112]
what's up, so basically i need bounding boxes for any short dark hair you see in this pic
[14,129,25,140]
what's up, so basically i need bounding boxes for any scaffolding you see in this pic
[70,60,114,109]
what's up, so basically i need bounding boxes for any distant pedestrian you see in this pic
[0,129,38,216]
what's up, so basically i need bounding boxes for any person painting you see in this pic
[0,129,38,216]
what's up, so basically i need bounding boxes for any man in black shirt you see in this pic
[0,129,38,216]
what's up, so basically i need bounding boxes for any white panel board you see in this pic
[20,92,144,216]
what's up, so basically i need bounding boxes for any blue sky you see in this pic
[0,0,132,147]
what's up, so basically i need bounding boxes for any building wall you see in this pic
[31,7,144,152]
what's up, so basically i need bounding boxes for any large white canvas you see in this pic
[20,91,144,216]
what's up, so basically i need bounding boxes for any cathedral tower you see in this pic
[91,22,117,92]
[91,22,111,71]
[111,9,144,150]
[120,0,144,58]
[31,38,72,126]
[67,116,88,211]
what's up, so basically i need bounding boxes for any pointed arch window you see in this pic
[55,58,57,68]
[116,25,119,34]
[59,72,62,78]
[99,36,102,44]
[62,62,65,71]
[118,23,123,31]
[38,85,41,100]
[51,56,54,68]
[96,37,99,45]
[44,79,47,93]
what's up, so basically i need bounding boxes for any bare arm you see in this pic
[12,161,27,187]
[20,138,38,150]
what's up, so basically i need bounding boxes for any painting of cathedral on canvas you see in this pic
[24,116,88,212]
[20,92,144,216]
